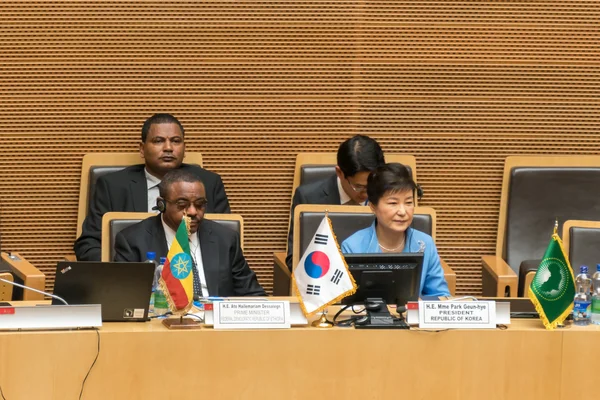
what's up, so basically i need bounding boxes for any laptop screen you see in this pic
[53,261,155,322]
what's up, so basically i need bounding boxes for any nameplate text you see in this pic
[213,300,291,329]
[418,301,496,329]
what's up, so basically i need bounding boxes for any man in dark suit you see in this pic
[114,169,265,297]
[74,113,230,261]
[286,135,385,269]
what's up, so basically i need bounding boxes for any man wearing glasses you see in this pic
[285,134,385,270]
[74,113,230,262]
[114,169,265,297]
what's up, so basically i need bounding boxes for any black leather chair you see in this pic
[273,204,456,296]
[290,153,418,197]
[101,212,243,262]
[563,220,600,280]
[297,211,431,258]
[274,153,421,293]
[299,163,414,188]
[483,156,600,297]
[64,153,203,262]
[76,153,204,241]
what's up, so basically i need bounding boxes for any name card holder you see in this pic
[407,301,507,329]
[204,299,308,328]
[0,304,102,331]
[208,300,293,329]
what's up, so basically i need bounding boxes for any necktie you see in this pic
[190,241,203,298]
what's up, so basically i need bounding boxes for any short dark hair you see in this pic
[337,135,385,177]
[158,169,204,198]
[141,113,185,142]
[367,163,417,205]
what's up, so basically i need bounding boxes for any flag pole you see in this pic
[553,218,558,236]
[311,311,334,328]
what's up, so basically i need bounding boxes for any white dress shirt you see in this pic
[161,216,209,297]
[144,168,162,213]
[336,176,367,206]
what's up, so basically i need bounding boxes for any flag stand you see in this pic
[311,310,334,328]
[162,314,202,330]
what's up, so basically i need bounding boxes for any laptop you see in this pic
[52,261,155,322]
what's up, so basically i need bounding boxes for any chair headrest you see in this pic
[109,218,241,261]
[569,226,600,274]
[109,219,145,261]
[299,164,414,186]
[211,219,240,235]
[298,212,432,257]
[504,166,600,273]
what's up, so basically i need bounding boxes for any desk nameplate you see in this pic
[212,300,291,329]
[0,304,102,330]
[417,301,497,329]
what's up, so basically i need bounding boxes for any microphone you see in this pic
[0,277,69,305]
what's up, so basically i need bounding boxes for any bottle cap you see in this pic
[597,264,600,272]
[160,257,167,263]
[580,265,588,273]
[146,251,156,260]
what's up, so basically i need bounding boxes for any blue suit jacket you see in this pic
[341,222,450,297]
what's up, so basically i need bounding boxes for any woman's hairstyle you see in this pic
[367,163,417,205]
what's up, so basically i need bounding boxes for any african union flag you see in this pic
[159,217,194,312]
[528,232,576,330]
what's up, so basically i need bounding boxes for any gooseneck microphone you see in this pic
[0,277,69,305]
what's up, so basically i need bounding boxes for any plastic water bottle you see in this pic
[591,264,600,325]
[573,265,592,326]
[145,252,158,314]
[154,257,169,316]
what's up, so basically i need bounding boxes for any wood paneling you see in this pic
[0,1,598,295]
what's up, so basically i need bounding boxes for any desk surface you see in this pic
[0,302,597,400]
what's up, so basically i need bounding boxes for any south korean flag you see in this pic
[292,216,356,316]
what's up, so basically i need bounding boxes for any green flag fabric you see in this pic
[528,233,576,330]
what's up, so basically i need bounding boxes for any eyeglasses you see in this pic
[346,178,368,193]
[165,198,208,211]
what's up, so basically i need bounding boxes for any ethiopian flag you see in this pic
[159,217,194,312]
[528,231,576,330]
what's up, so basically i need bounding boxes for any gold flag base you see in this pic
[311,311,334,328]
[162,316,202,330]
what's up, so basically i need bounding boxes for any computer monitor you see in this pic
[342,252,424,307]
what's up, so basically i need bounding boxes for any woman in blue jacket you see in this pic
[341,163,450,297]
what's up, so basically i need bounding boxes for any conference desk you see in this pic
[0,302,597,400]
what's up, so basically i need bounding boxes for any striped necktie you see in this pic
[189,240,202,298]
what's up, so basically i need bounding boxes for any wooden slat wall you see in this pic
[0,1,598,295]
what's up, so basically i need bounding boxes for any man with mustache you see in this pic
[74,113,230,261]
[113,169,265,297]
